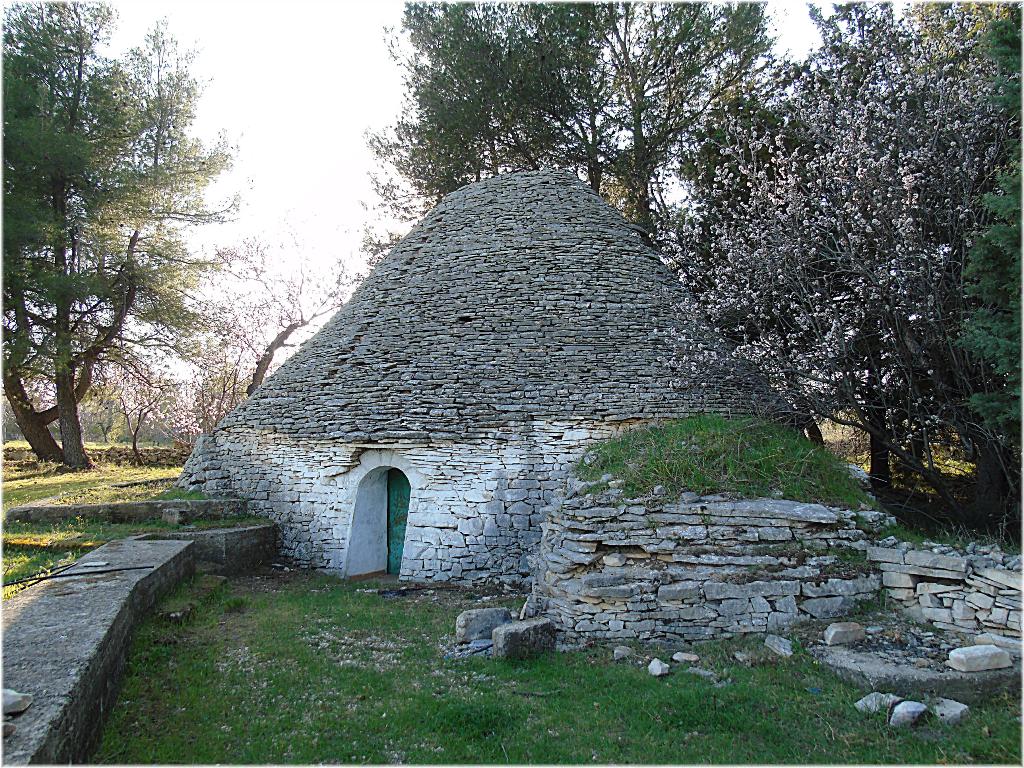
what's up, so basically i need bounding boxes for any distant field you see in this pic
[2,462,181,511]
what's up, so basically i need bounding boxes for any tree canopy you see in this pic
[368,2,772,244]
[2,2,233,466]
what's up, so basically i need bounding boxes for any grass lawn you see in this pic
[2,462,181,511]
[95,572,1021,764]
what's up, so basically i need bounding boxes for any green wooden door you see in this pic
[386,469,410,575]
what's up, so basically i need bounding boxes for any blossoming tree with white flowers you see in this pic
[676,5,1019,529]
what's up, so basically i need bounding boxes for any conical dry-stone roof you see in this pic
[217,169,775,442]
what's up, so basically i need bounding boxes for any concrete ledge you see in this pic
[4,498,248,525]
[809,645,1021,705]
[2,539,195,764]
[137,523,278,575]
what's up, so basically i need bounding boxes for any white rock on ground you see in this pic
[854,692,902,714]
[613,646,633,661]
[686,667,718,680]
[648,658,670,677]
[672,651,700,663]
[824,622,865,646]
[764,634,793,657]
[889,701,929,727]
[2,689,31,716]
[931,698,970,725]
[946,644,1012,672]
[974,633,1022,656]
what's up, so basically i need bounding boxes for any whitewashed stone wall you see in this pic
[528,479,890,642]
[179,420,635,584]
[178,169,787,585]
[867,542,1022,639]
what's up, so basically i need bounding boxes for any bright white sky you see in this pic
[104,0,823,299]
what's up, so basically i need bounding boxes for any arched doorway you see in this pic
[347,466,411,578]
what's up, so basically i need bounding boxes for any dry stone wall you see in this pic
[179,169,785,583]
[180,420,635,584]
[867,541,1022,639]
[529,478,892,642]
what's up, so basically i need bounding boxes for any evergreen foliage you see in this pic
[2,3,233,467]
[368,3,772,245]
[962,8,1022,446]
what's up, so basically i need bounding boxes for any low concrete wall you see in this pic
[4,498,248,525]
[136,523,278,575]
[2,538,195,765]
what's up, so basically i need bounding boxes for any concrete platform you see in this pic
[2,538,194,764]
[136,523,278,575]
[810,645,1021,705]
[5,498,248,524]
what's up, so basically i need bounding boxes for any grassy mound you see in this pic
[577,415,871,508]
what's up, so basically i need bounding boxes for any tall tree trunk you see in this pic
[4,390,63,462]
[971,439,1013,532]
[868,433,891,490]
[55,368,90,469]
[803,419,824,445]
[3,366,96,463]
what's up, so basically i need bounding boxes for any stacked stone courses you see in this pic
[179,170,778,581]
[529,478,889,642]
[867,543,1022,638]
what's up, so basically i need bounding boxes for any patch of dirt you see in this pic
[789,606,963,672]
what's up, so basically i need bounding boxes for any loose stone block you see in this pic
[946,645,1012,672]
[931,698,969,725]
[889,700,928,727]
[824,622,865,646]
[648,658,670,677]
[613,646,632,661]
[492,618,556,659]
[854,692,902,714]
[764,634,793,657]
[672,651,699,663]
[455,608,514,643]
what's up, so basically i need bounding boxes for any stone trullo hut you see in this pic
[178,169,778,584]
